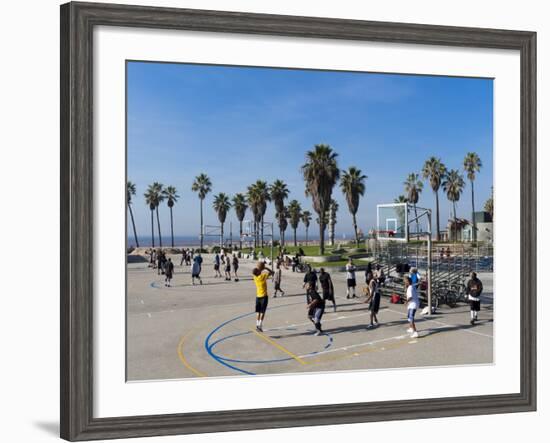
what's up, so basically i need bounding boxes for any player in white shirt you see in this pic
[405,276,419,338]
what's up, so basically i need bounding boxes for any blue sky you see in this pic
[127,61,493,240]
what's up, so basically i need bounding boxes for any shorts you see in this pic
[470,299,481,311]
[308,306,325,324]
[192,272,200,278]
[322,289,334,301]
[255,296,269,314]
[214,264,220,271]
[347,278,356,288]
[407,308,417,323]
[371,293,381,314]
[274,282,281,290]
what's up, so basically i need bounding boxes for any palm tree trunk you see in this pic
[128,204,139,247]
[220,222,224,248]
[305,227,309,245]
[471,180,476,242]
[156,206,162,247]
[293,228,297,247]
[352,213,359,246]
[150,209,155,248]
[199,198,204,250]
[319,220,325,255]
[239,220,243,249]
[170,207,174,247]
[435,191,441,241]
[261,216,264,247]
[453,201,457,242]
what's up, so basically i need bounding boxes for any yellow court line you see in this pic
[251,329,307,365]
[177,334,207,377]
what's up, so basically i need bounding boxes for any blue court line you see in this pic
[204,302,304,375]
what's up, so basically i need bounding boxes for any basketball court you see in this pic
[127,255,493,381]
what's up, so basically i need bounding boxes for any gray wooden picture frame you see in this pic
[60,2,537,441]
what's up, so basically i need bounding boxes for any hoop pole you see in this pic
[270,223,274,266]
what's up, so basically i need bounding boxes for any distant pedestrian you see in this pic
[213,253,222,278]
[366,275,381,328]
[191,254,203,285]
[232,254,240,281]
[318,268,336,312]
[224,255,231,281]
[345,259,357,298]
[405,276,419,338]
[466,271,483,325]
[273,262,285,297]
[252,261,273,332]
[164,258,174,287]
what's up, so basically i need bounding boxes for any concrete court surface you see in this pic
[127,254,493,381]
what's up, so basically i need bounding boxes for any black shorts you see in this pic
[470,299,481,311]
[214,264,220,271]
[322,289,334,301]
[347,278,356,288]
[255,296,269,314]
[371,293,381,314]
[274,282,281,290]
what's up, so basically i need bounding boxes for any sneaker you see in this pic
[374,321,379,326]
[470,319,475,325]
[273,294,277,298]
[366,324,374,329]
[346,295,350,299]
[407,327,413,333]
[410,331,419,338]
[314,330,322,336]
[333,306,337,312]
[256,326,263,332]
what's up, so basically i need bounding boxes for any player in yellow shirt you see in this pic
[252,261,274,332]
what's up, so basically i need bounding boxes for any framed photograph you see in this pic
[60,1,536,441]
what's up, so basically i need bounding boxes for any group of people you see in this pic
[213,252,240,281]
[250,257,484,340]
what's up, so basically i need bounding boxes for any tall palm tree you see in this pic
[247,180,270,247]
[442,169,465,241]
[301,210,312,245]
[404,173,424,234]
[464,152,482,242]
[162,186,179,247]
[277,207,289,246]
[301,144,340,255]
[145,182,164,247]
[269,179,290,241]
[287,200,302,247]
[328,199,339,247]
[144,187,157,248]
[422,157,447,241]
[232,193,248,249]
[340,166,367,246]
[484,186,494,221]
[127,181,139,247]
[212,193,232,247]
[191,173,212,250]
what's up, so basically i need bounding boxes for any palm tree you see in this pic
[484,187,494,221]
[145,182,164,247]
[127,181,139,247]
[212,193,232,247]
[144,187,156,247]
[232,193,248,249]
[328,199,339,247]
[404,173,424,234]
[162,186,179,247]
[287,200,302,247]
[247,180,270,247]
[340,166,367,246]
[302,144,340,255]
[269,179,290,241]
[277,207,289,246]
[422,157,447,241]
[301,210,312,245]
[464,152,482,242]
[442,169,465,241]
[191,173,212,251]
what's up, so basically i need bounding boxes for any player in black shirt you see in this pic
[307,287,326,336]
[302,265,318,302]
[318,268,336,312]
